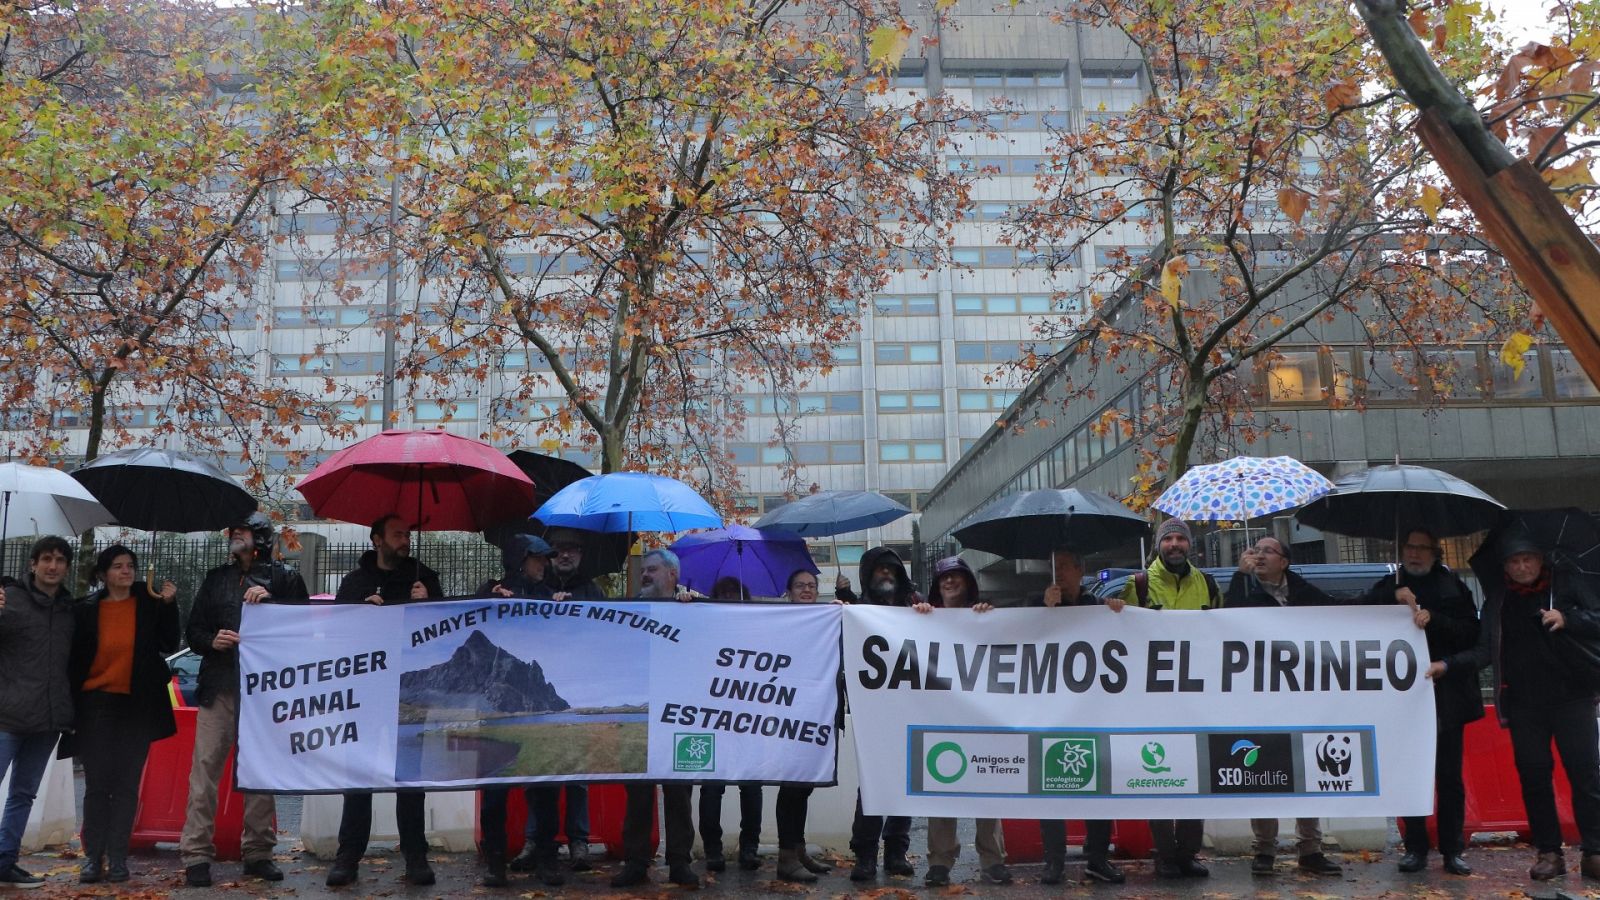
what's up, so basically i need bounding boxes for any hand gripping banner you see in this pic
[236,599,841,792]
[843,604,1436,819]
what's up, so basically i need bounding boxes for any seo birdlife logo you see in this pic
[917,732,1029,794]
[1207,733,1292,794]
[1109,734,1197,794]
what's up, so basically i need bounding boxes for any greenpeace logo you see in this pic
[1124,777,1188,788]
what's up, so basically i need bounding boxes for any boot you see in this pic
[1040,856,1064,885]
[534,851,567,887]
[883,848,915,877]
[850,848,877,882]
[798,847,832,874]
[404,853,436,886]
[738,841,762,871]
[568,840,592,872]
[777,847,818,883]
[509,843,539,872]
[482,851,509,888]
[325,857,359,887]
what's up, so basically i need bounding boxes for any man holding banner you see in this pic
[1226,537,1343,877]
[612,549,699,890]
[325,515,442,888]
[1119,519,1216,879]
[1035,550,1124,886]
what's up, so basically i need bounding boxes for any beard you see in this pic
[1402,560,1432,578]
[869,576,897,597]
[229,538,253,557]
[1160,549,1188,567]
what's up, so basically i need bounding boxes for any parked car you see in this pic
[1088,563,1396,606]
[166,648,200,707]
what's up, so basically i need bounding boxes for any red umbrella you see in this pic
[297,429,535,531]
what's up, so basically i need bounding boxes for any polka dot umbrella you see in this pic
[1153,455,1334,524]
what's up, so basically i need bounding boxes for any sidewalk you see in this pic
[17,836,1600,898]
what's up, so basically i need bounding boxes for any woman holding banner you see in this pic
[911,557,1013,887]
[771,569,842,882]
[65,545,179,884]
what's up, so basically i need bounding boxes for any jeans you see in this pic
[0,731,58,869]
[775,787,813,847]
[1039,819,1111,863]
[1402,720,1467,856]
[336,791,427,862]
[698,783,762,854]
[849,789,910,859]
[1149,819,1204,862]
[622,784,693,866]
[521,784,589,844]
[1509,699,1600,853]
[483,787,559,859]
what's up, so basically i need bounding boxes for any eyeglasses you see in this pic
[790,582,819,591]
[1402,543,1435,552]
[1255,546,1284,557]
[553,545,583,555]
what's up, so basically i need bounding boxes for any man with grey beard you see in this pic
[612,549,699,888]
[1363,528,1481,877]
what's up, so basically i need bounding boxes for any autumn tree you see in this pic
[254,0,967,504]
[0,0,348,489]
[1011,0,1517,497]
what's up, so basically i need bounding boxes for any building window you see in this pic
[953,294,1074,315]
[878,391,942,412]
[1265,352,1324,403]
[879,440,945,462]
[1552,350,1600,398]
[1081,69,1139,88]
[957,389,1019,410]
[731,442,865,466]
[876,342,940,364]
[414,400,478,422]
[872,294,939,316]
[1490,350,1543,400]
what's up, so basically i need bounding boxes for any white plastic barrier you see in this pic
[0,752,77,852]
[1204,817,1389,854]
[299,791,477,859]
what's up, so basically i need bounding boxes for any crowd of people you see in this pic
[1,509,1599,890]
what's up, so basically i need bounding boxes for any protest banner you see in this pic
[843,604,1436,818]
[236,599,841,792]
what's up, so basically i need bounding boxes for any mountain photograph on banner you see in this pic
[394,607,650,781]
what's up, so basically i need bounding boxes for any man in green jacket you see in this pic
[1120,519,1219,879]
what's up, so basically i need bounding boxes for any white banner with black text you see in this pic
[843,604,1436,818]
[236,599,841,792]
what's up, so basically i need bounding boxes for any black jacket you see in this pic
[544,569,607,601]
[1450,572,1600,726]
[188,558,310,707]
[1365,565,1484,726]
[62,585,181,755]
[1028,586,1102,608]
[835,546,922,606]
[0,573,76,734]
[1224,569,1338,609]
[334,550,443,605]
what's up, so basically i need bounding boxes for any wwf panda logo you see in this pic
[1314,734,1353,777]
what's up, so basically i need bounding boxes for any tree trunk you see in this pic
[1163,384,1208,491]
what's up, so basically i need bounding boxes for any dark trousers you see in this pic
[1509,699,1600,854]
[1402,719,1467,856]
[337,790,427,861]
[775,787,812,847]
[849,789,911,859]
[699,783,762,853]
[1148,819,1204,861]
[1039,819,1112,863]
[481,786,561,859]
[78,693,154,864]
[622,783,694,866]
[521,784,589,844]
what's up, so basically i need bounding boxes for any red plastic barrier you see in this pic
[476,783,652,860]
[1001,819,1153,862]
[130,704,261,859]
[1428,705,1579,844]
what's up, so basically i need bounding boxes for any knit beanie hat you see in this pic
[1156,518,1192,543]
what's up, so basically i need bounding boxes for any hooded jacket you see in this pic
[0,572,76,733]
[477,534,557,599]
[1224,568,1337,609]
[188,556,310,707]
[836,546,922,606]
[334,550,444,605]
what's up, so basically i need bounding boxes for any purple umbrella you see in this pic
[670,525,819,597]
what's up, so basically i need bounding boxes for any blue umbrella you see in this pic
[534,472,722,533]
[671,525,819,597]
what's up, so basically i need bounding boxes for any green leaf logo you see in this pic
[1243,747,1259,767]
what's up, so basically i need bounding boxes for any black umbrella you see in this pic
[1468,508,1600,591]
[71,447,255,533]
[952,488,1149,559]
[481,451,628,581]
[1294,464,1504,539]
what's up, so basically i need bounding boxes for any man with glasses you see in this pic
[1363,529,1481,877]
[1225,536,1343,877]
